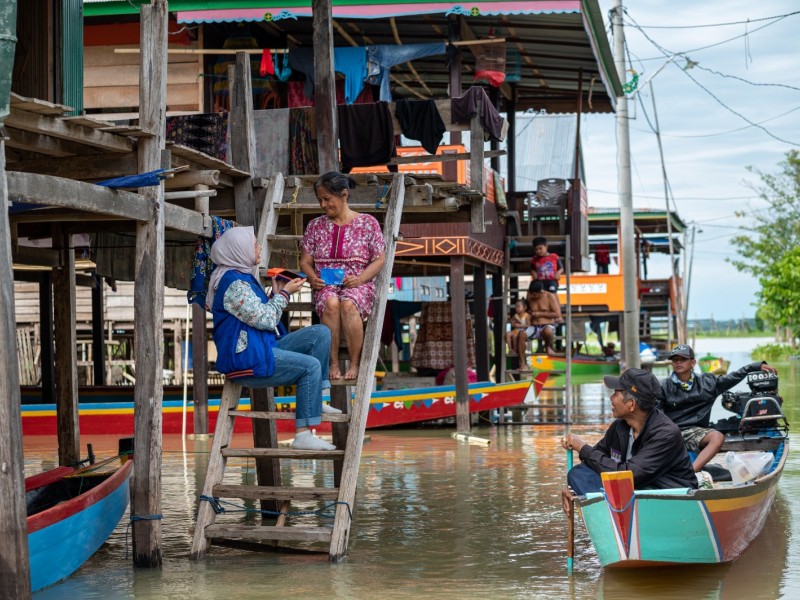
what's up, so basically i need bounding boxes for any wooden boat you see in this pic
[20,373,550,435]
[26,440,133,591]
[699,354,730,375]
[530,354,619,376]
[575,400,788,567]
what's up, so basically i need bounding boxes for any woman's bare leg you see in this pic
[321,296,342,379]
[340,300,363,380]
[515,330,528,370]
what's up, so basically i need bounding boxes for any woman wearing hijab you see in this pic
[300,171,386,381]
[207,226,337,451]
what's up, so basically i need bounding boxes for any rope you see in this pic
[601,489,636,514]
[289,186,300,206]
[125,514,163,559]
[199,495,352,522]
[376,184,389,208]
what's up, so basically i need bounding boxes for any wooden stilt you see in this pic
[131,0,168,568]
[313,0,338,172]
[451,256,470,433]
[52,225,80,466]
[192,183,210,434]
[0,137,33,599]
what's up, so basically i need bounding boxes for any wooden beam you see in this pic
[10,152,138,180]
[0,139,32,599]
[458,16,513,100]
[131,0,167,569]
[469,116,486,233]
[315,0,339,172]
[4,109,133,154]
[52,226,80,466]
[4,125,94,157]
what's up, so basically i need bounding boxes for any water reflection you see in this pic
[24,341,800,599]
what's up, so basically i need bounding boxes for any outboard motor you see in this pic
[714,371,784,433]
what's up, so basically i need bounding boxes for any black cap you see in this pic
[669,344,695,359]
[603,368,661,406]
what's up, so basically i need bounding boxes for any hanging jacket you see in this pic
[211,271,279,379]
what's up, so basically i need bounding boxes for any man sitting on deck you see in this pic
[525,280,561,355]
[560,368,697,506]
[658,344,777,473]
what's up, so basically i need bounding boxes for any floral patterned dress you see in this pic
[301,213,385,319]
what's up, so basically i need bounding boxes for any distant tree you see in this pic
[729,150,800,280]
[758,246,800,347]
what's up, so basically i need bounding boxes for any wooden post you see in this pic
[52,225,80,466]
[451,256,470,432]
[473,263,489,382]
[0,138,33,599]
[131,0,167,568]
[229,53,281,512]
[192,184,210,435]
[172,321,183,386]
[229,53,257,227]
[313,0,338,172]
[91,276,106,385]
[469,115,485,233]
[39,271,55,402]
[491,270,504,380]
[448,15,462,146]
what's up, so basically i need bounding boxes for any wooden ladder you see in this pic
[190,173,405,561]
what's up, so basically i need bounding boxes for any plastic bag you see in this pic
[321,267,345,286]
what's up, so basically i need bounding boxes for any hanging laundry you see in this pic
[166,113,229,162]
[451,86,508,142]
[188,217,238,307]
[395,98,446,155]
[366,43,447,101]
[287,80,373,108]
[289,108,319,175]
[274,52,292,81]
[260,49,274,77]
[287,46,367,105]
[337,102,397,173]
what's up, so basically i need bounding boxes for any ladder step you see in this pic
[205,524,332,543]
[330,379,357,386]
[286,301,315,311]
[212,484,339,501]
[221,448,345,459]
[229,410,351,423]
[265,234,303,241]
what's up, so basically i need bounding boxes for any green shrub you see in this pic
[751,343,796,362]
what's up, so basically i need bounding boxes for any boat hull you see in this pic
[577,439,787,567]
[21,374,548,435]
[530,354,619,376]
[27,459,132,591]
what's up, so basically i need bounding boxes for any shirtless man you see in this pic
[525,280,562,355]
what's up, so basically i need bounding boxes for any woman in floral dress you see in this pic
[300,172,386,380]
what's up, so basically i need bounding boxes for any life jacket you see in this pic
[211,271,278,379]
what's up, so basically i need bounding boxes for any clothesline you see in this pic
[112,38,505,56]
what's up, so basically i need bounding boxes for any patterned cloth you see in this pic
[188,216,237,308]
[300,213,385,320]
[223,280,290,351]
[411,302,476,371]
[166,113,229,162]
[289,108,319,175]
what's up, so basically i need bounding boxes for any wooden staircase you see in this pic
[190,173,406,561]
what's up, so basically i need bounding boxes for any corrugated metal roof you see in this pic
[514,113,580,191]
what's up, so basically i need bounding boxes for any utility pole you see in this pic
[612,0,640,369]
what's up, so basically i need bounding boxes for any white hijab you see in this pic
[205,226,257,310]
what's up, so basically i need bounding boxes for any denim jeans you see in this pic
[236,324,331,428]
[567,463,603,496]
[367,43,447,101]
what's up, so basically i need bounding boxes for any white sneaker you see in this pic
[292,430,336,451]
[322,403,342,414]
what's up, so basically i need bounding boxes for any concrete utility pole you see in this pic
[612,0,640,369]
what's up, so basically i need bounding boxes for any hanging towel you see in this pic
[451,86,508,142]
[260,50,274,77]
[395,98,446,155]
[337,102,396,173]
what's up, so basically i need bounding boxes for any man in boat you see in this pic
[560,368,697,505]
[525,280,561,355]
[658,344,777,473]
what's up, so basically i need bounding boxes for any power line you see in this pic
[630,10,800,30]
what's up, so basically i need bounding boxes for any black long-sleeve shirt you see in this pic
[578,409,698,490]
[658,362,765,429]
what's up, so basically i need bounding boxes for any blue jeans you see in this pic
[567,463,603,496]
[237,324,331,428]
[367,43,447,101]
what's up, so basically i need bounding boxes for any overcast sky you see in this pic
[579,1,800,321]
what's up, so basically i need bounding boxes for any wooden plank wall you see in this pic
[83,45,202,112]
[13,282,198,328]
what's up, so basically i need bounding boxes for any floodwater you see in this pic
[26,337,800,599]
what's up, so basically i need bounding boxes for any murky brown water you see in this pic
[28,340,800,599]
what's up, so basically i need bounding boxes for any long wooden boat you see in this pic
[26,441,133,591]
[576,425,788,567]
[20,373,549,435]
[530,354,620,376]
